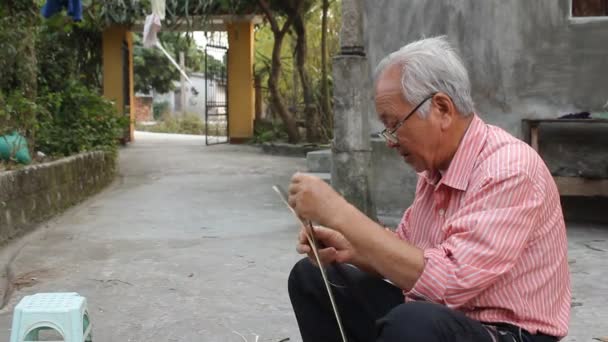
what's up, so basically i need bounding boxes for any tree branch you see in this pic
[257,0,280,34]
[278,0,304,36]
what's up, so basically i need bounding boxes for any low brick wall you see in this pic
[0,151,116,244]
[135,96,153,122]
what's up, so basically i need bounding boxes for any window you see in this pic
[572,0,608,17]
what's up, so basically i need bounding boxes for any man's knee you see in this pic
[377,301,491,342]
[376,301,452,340]
[288,258,317,297]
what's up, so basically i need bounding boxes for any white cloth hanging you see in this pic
[155,41,196,88]
[142,14,162,48]
[142,0,197,91]
[151,0,166,20]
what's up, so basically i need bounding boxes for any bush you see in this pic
[250,120,288,143]
[36,80,129,156]
[0,91,42,137]
[152,101,169,120]
[178,115,206,135]
[137,114,208,135]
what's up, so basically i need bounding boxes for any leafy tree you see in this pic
[99,0,338,143]
[256,0,302,143]
[254,0,340,142]
[0,0,40,148]
[133,34,181,94]
[134,32,226,94]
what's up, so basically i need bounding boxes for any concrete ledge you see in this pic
[306,149,332,173]
[259,142,328,158]
[0,151,116,245]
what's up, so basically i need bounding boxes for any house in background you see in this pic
[326,0,608,223]
[145,72,227,121]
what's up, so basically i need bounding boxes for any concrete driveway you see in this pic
[0,131,606,341]
[0,131,305,342]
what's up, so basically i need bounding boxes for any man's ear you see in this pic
[433,93,456,130]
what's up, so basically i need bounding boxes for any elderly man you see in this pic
[287,37,570,342]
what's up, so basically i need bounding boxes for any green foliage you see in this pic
[0,91,43,136]
[0,1,39,97]
[254,0,341,142]
[176,115,206,135]
[137,114,208,135]
[1,0,340,154]
[251,120,288,143]
[36,14,103,92]
[134,34,181,94]
[95,0,259,30]
[153,101,170,120]
[36,81,129,156]
[204,50,227,80]
[0,1,122,159]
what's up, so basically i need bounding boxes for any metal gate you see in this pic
[204,43,229,145]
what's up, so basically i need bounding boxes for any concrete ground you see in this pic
[0,131,606,341]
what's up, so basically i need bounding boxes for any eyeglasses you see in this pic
[378,93,436,144]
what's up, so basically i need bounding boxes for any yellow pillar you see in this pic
[227,21,255,143]
[126,30,135,142]
[102,25,135,142]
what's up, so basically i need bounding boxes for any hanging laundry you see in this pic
[142,0,198,93]
[151,0,166,20]
[143,14,162,48]
[143,0,165,47]
[41,0,83,21]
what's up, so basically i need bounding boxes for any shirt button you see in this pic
[438,208,446,217]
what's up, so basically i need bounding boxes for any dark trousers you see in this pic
[288,258,557,342]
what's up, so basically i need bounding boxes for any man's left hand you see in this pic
[288,172,349,228]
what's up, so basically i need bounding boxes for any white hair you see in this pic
[374,36,475,117]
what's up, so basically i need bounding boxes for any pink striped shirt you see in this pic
[397,115,571,337]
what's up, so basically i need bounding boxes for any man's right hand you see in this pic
[296,225,355,267]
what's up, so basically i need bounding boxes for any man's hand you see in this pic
[288,172,350,228]
[296,225,355,267]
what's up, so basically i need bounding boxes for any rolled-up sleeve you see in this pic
[405,171,542,308]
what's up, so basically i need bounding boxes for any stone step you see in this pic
[306,149,332,173]
[304,172,331,184]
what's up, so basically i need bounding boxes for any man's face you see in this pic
[374,66,443,173]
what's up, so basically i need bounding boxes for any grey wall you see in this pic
[361,0,608,219]
[154,74,226,121]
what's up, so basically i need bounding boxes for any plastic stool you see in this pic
[9,292,92,342]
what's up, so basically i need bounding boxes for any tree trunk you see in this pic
[257,0,301,143]
[269,31,301,143]
[320,0,332,140]
[291,38,299,114]
[254,73,263,122]
[293,13,321,143]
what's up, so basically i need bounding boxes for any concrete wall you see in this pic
[153,91,176,114]
[0,152,116,245]
[361,0,608,219]
[155,75,226,121]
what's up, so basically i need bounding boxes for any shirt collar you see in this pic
[421,114,488,191]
